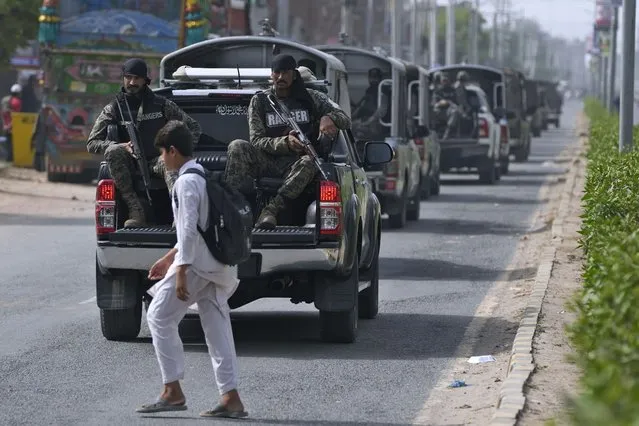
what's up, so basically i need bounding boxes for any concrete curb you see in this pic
[489,120,587,425]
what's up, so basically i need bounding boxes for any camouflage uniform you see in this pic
[87,88,201,227]
[225,87,350,228]
[433,85,460,139]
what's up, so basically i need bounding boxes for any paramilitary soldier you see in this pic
[87,58,202,228]
[432,71,460,139]
[224,54,351,229]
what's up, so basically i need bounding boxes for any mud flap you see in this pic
[96,256,141,310]
[314,270,358,312]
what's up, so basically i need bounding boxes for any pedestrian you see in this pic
[136,120,247,419]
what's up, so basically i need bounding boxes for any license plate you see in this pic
[237,253,262,279]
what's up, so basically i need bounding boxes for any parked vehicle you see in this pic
[427,65,505,183]
[501,68,532,163]
[94,36,393,344]
[525,79,543,138]
[537,80,563,128]
[314,44,422,228]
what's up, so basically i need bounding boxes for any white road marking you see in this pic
[79,296,96,305]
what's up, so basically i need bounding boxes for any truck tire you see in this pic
[388,183,408,229]
[359,241,379,319]
[478,158,497,184]
[430,167,441,195]
[407,180,421,221]
[320,252,359,343]
[100,300,142,341]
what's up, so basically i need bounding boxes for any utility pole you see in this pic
[429,0,438,66]
[619,0,635,152]
[365,0,373,48]
[411,0,420,63]
[607,5,619,112]
[390,0,401,58]
[340,0,354,41]
[469,0,480,63]
[277,0,289,37]
[446,0,456,65]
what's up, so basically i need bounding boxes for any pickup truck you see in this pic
[431,84,503,184]
[94,78,393,344]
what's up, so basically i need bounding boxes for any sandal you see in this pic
[136,397,188,413]
[199,403,248,419]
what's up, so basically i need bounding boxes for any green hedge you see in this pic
[568,99,639,425]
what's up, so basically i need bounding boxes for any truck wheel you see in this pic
[388,182,408,229]
[407,181,421,221]
[514,146,527,162]
[100,300,142,341]
[320,253,359,343]
[420,173,431,200]
[479,159,497,184]
[430,167,441,195]
[359,240,379,319]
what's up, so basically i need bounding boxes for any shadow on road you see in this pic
[428,192,544,205]
[379,257,537,281]
[387,217,527,236]
[0,213,93,226]
[169,311,517,363]
[139,415,416,425]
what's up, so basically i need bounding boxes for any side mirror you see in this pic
[364,141,394,166]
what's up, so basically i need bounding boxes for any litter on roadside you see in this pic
[467,355,496,364]
[448,380,468,388]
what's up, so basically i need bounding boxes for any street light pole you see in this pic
[607,6,619,111]
[619,0,636,152]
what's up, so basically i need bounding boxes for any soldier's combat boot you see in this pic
[122,192,146,228]
[256,194,286,229]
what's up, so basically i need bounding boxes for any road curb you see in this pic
[489,117,587,425]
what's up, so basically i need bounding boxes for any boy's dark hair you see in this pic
[154,120,194,156]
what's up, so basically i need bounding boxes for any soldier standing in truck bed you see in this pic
[87,58,201,228]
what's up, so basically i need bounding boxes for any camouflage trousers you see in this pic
[224,139,317,200]
[104,143,178,196]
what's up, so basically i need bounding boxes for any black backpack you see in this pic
[182,168,253,266]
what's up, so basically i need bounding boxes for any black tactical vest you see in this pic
[258,89,316,142]
[111,88,167,160]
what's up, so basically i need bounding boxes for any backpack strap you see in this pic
[183,167,206,179]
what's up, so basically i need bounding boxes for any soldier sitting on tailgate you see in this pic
[351,67,391,142]
[224,54,351,229]
[432,71,460,139]
[87,58,201,227]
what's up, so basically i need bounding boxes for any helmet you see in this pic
[10,84,21,94]
[457,71,469,82]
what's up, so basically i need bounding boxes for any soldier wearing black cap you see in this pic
[224,54,351,229]
[87,58,201,227]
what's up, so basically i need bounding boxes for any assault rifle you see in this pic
[265,93,329,180]
[115,99,153,206]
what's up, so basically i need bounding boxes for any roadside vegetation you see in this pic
[568,99,639,425]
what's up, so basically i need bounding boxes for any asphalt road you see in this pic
[0,101,580,426]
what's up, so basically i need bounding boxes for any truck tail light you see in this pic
[319,180,341,236]
[500,124,509,145]
[479,118,489,138]
[95,179,116,235]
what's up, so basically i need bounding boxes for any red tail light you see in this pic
[95,179,116,235]
[319,180,341,236]
[478,118,489,138]
[500,125,509,145]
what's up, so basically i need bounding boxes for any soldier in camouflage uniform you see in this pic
[87,58,201,228]
[224,54,351,229]
[432,71,460,139]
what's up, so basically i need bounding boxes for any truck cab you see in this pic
[314,45,422,229]
[427,65,505,184]
[94,37,393,344]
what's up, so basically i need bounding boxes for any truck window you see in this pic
[186,102,251,147]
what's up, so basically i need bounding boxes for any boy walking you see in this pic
[136,120,247,418]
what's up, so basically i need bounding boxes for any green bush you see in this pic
[568,99,639,425]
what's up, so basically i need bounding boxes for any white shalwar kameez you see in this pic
[146,159,240,395]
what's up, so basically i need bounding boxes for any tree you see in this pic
[0,0,41,68]
[422,1,490,66]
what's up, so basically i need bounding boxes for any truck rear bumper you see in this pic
[96,244,340,276]
[440,143,490,170]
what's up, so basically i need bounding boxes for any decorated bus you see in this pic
[36,0,209,183]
